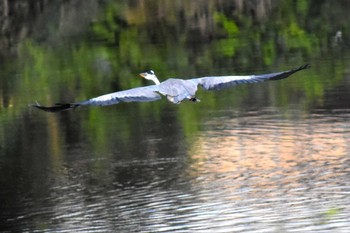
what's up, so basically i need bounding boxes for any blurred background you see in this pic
[0,0,349,232]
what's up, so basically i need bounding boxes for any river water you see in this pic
[1,1,350,232]
[2,107,350,232]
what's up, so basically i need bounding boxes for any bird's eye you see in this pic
[149,70,154,75]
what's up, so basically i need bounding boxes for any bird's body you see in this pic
[158,78,198,103]
[33,64,310,112]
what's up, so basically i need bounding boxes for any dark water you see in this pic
[1,1,350,232]
[2,108,350,232]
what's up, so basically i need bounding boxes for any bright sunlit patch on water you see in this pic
[182,108,350,232]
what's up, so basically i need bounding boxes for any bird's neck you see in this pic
[152,76,160,85]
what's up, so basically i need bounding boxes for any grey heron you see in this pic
[32,64,310,112]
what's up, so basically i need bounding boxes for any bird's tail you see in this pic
[31,101,79,112]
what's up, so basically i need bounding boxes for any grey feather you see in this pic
[79,85,161,106]
[32,64,309,112]
[193,64,310,91]
[157,79,198,103]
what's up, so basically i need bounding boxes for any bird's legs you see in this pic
[189,97,200,102]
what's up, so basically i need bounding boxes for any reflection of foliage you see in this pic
[214,12,239,37]
[2,0,350,154]
[91,3,122,43]
[262,40,276,65]
[282,22,316,54]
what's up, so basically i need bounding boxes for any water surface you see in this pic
[1,1,350,232]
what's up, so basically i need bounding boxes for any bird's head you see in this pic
[139,70,160,85]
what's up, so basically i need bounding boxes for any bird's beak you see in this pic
[139,73,146,78]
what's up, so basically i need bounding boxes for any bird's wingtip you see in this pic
[31,102,77,112]
[298,64,311,70]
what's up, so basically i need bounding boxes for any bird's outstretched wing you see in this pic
[192,64,310,91]
[32,85,162,112]
[32,64,310,112]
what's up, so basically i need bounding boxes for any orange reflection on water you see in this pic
[188,111,350,193]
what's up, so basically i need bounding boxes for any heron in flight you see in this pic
[32,64,310,112]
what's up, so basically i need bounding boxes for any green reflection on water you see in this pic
[1,0,350,156]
